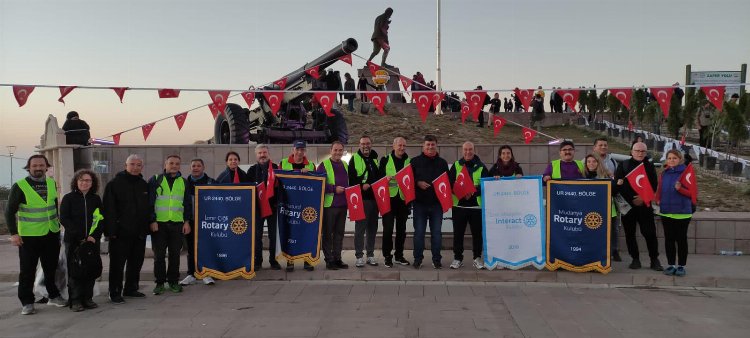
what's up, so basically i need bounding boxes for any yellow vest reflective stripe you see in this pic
[154,175,185,222]
[451,161,483,206]
[281,158,315,171]
[322,159,348,207]
[384,155,410,198]
[352,153,368,183]
[17,178,60,236]
[551,159,584,179]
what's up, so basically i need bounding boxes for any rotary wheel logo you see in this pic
[523,214,537,228]
[584,212,603,230]
[301,207,318,223]
[230,217,248,235]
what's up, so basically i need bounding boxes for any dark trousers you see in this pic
[254,213,278,266]
[152,222,183,285]
[109,235,146,296]
[611,215,620,253]
[662,217,691,266]
[452,207,483,260]
[322,207,347,262]
[354,200,379,258]
[18,232,61,305]
[699,126,710,148]
[382,197,409,259]
[412,202,443,264]
[185,224,196,276]
[621,206,660,261]
[477,111,485,127]
[65,241,97,304]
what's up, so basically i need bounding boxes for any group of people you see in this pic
[5,134,697,316]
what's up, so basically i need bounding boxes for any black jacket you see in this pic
[348,150,383,200]
[614,157,658,208]
[215,167,250,184]
[247,161,279,207]
[103,170,152,239]
[60,191,103,243]
[410,152,449,205]
[448,155,489,207]
[62,119,91,146]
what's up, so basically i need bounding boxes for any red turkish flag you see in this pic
[366,92,387,115]
[522,127,536,144]
[208,91,230,115]
[305,65,321,79]
[556,89,580,112]
[257,182,273,218]
[273,77,288,90]
[625,163,655,207]
[678,163,698,205]
[432,172,453,213]
[208,103,222,120]
[464,91,487,119]
[430,92,445,110]
[460,101,471,124]
[241,91,256,107]
[111,87,128,103]
[399,75,413,92]
[701,86,725,112]
[514,88,534,112]
[141,122,156,141]
[345,185,366,221]
[680,132,686,145]
[366,61,380,76]
[610,88,633,110]
[395,165,416,204]
[371,177,391,216]
[492,116,507,137]
[58,86,76,104]
[413,92,432,122]
[12,86,35,107]
[452,165,476,200]
[338,54,353,65]
[650,87,673,118]
[112,133,121,145]
[628,120,634,131]
[158,89,181,98]
[263,91,283,116]
[173,112,188,130]
[313,92,337,117]
[266,161,276,199]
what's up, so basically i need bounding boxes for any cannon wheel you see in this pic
[214,103,251,144]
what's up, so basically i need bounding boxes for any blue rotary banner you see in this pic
[546,180,611,274]
[194,185,256,280]
[274,171,326,265]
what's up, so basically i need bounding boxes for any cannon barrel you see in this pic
[265,38,358,90]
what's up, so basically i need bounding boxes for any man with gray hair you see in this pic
[248,144,281,270]
[103,154,152,304]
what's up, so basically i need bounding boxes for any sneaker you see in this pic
[384,257,393,268]
[473,258,485,270]
[334,260,349,269]
[21,304,36,315]
[169,283,183,293]
[664,265,677,276]
[675,266,686,277]
[153,284,166,295]
[326,262,339,270]
[123,290,146,298]
[47,296,67,307]
[366,257,379,266]
[449,260,463,269]
[180,275,197,286]
[394,257,410,266]
[70,302,84,312]
[270,261,282,270]
[203,276,215,285]
[355,257,366,267]
[629,259,642,269]
[650,259,663,271]
[286,262,295,272]
[83,299,98,309]
[612,251,622,262]
[304,262,315,271]
[109,295,125,304]
[413,261,422,269]
[432,261,443,269]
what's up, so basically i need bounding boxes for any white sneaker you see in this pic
[180,275,197,286]
[366,257,379,266]
[21,304,36,315]
[203,276,215,285]
[449,260,463,269]
[355,257,365,267]
[473,258,485,270]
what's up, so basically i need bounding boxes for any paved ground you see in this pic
[0,280,749,338]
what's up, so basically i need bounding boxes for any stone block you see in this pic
[695,239,715,254]
[674,276,717,288]
[400,270,438,281]
[687,239,696,254]
[556,271,592,284]
[695,221,716,239]
[438,271,478,282]
[361,271,400,281]
[715,221,735,239]
[735,240,750,253]
[632,274,674,287]
[529,146,549,164]
[527,164,547,175]
[687,221,696,238]
[474,145,494,165]
[716,278,750,289]
[591,272,632,285]
[511,146,531,164]
[715,239,735,252]
[735,222,750,240]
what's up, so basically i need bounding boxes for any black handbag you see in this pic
[71,241,102,280]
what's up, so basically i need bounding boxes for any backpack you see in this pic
[70,241,102,280]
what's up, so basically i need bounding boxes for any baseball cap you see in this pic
[293,140,307,149]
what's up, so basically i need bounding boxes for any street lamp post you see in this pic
[7,146,16,187]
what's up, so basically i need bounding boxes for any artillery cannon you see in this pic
[214,38,358,144]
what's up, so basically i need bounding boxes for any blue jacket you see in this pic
[657,164,693,214]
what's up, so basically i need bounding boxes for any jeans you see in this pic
[452,207,483,260]
[255,212,278,266]
[354,200,379,258]
[322,207,347,262]
[412,202,443,264]
[18,232,61,305]
[152,222,183,285]
[382,197,409,259]
[108,235,146,296]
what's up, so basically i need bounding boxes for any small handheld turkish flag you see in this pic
[432,172,453,213]
[395,165,416,204]
[366,92,387,115]
[522,127,536,144]
[313,92,337,117]
[452,165,476,200]
[257,182,272,218]
[610,88,633,110]
[266,161,276,199]
[650,87,674,118]
[263,91,283,116]
[413,92,432,122]
[58,86,76,104]
[174,112,188,130]
[625,163,655,207]
[371,177,391,216]
[241,91,256,107]
[460,101,471,124]
[208,91,230,115]
[492,116,507,137]
[701,86,725,112]
[345,185,366,221]
[678,163,698,205]
[13,86,35,107]
[158,89,180,98]
[305,65,321,79]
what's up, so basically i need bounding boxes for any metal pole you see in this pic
[7,146,16,186]
[436,0,442,115]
